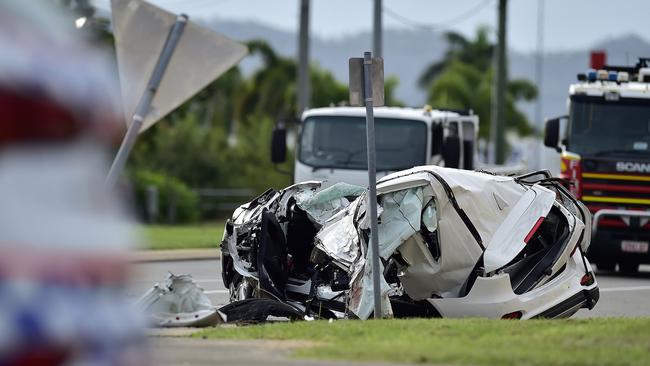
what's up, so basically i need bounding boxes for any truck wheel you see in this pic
[597,261,615,272]
[618,262,639,274]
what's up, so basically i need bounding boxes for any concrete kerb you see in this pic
[130,249,221,262]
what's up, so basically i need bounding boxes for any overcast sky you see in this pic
[94,0,650,53]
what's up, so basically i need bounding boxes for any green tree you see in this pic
[419,27,537,139]
[240,40,297,120]
[419,26,494,87]
[126,40,403,221]
[241,39,402,120]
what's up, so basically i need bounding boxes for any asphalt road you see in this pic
[135,258,650,365]
[128,258,229,305]
[129,258,650,318]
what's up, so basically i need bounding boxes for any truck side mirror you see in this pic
[544,116,566,152]
[442,136,461,169]
[271,123,287,163]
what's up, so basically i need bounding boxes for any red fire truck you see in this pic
[544,54,650,273]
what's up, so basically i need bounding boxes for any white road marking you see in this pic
[194,279,223,283]
[600,285,650,293]
[204,290,229,294]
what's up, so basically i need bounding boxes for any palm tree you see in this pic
[419,26,494,88]
[240,40,297,120]
[241,39,400,120]
[420,26,537,139]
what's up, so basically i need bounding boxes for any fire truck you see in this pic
[544,55,650,273]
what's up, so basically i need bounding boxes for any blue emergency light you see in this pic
[608,71,617,81]
[587,69,597,81]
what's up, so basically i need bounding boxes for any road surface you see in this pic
[133,258,650,365]
[129,258,650,318]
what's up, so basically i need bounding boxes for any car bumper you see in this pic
[428,251,598,319]
[534,287,599,318]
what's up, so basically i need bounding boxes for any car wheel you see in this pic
[597,261,615,272]
[618,262,639,274]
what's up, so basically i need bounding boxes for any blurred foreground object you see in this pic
[0,1,147,365]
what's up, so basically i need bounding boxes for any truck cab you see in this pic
[544,57,650,273]
[272,106,478,187]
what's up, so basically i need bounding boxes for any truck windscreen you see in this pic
[569,97,650,156]
[299,116,428,170]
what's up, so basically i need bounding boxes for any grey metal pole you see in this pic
[373,0,382,58]
[534,0,545,130]
[363,51,382,319]
[105,14,189,188]
[493,0,507,164]
[297,0,310,116]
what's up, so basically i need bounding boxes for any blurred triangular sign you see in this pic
[111,0,247,133]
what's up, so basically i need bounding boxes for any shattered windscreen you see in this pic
[299,116,428,170]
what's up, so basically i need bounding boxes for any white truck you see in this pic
[271,106,479,187]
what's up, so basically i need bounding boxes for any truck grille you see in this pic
[582,172,650,208]
[581,160,650,229]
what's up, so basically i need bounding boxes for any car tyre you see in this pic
[597,261,615,272]
[618,262,639,274]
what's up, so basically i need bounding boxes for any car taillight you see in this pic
[580,272,595,286]
[501,311,523,319]
[524,217,545,243]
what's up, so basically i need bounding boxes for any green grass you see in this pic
[195,318,650,366]
[140,223,224,250]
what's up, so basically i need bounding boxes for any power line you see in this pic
[382,0,494,32]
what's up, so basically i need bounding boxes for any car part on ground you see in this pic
[137,273,314,326]
[137,273,223,327]
[221,167,599,321]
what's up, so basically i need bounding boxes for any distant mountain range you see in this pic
[205,18,650,129]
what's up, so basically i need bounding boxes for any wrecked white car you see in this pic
[220,166,599,321]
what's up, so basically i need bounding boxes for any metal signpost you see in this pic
[349,52,384,319]
[105,0,247,188]
[105,15,188,188]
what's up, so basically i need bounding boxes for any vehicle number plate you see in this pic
[621,240,649,253]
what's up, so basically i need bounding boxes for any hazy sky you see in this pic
[94,0,650,53]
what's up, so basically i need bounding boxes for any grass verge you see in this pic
[140,223,224,250]
[194,317,650,366]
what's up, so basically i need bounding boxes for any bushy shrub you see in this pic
[131,169,199,223]
[130,112,294,196]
